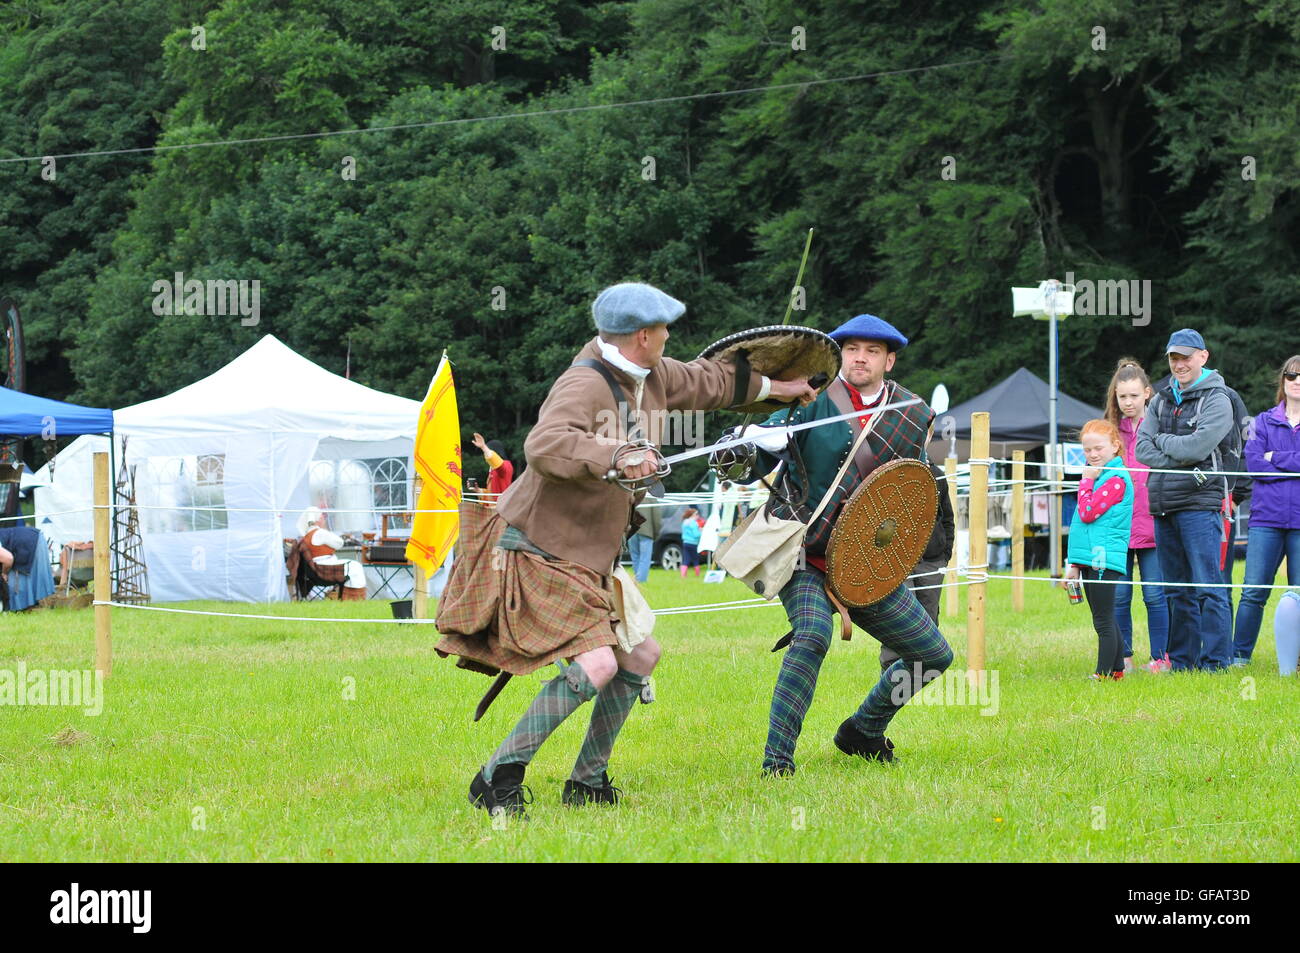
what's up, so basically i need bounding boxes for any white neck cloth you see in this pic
[598,339,651,380]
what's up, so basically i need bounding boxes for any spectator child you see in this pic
[680,507,704,578]
[1064,420,1135,680]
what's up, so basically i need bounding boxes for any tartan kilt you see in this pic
[434,500,619,676]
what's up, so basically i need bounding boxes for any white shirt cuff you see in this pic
[742,424,791,453]
[755,375,772,402]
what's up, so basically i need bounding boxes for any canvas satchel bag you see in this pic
[716,409,880,599]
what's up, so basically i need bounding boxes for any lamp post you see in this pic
[1011,279,1074,576]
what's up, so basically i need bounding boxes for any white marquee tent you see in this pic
[34,335,424,602]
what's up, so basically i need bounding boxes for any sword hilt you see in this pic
[603,439,671,492]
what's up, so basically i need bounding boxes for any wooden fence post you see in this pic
[966,414,989,682]
[93,451,112,677]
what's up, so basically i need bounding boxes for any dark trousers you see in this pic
[765,570,953,772]
[1233,525,1300,660]
[880,559,945,668]
[1082,567,1125,675]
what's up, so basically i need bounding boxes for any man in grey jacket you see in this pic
[1136,329,1238,671]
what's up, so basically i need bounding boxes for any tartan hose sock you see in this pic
[847,584,954,737]
[764,570,835,772]
[763,641,829,771]
[486,663,599,782]
[569,668,647,785]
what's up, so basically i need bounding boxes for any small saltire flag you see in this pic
[406,353,461,574]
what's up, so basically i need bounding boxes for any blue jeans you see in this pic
[1114,547,1169,660]
[1232,526,1300,661]
[1154,510,1233,671]
[627,533,654,583]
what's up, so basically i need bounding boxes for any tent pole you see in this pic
[108,431,117,597]
[412,476,428,619]
[1048,311,1060,577]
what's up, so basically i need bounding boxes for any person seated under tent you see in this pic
[297,506,367,600]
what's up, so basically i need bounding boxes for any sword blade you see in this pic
[661,396,923,468]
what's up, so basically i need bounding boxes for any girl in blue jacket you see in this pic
[1064,420,1135,679]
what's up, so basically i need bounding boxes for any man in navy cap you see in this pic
[738,313,953,775]
[1136,329,1239,671]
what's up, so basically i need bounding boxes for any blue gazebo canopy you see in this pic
[0,385,113,436]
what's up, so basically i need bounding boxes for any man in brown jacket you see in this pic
[441,282,814,817]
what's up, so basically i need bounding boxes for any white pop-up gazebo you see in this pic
[35,335,424,602]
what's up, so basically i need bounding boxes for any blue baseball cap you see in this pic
[1165,328,1207,356]
[828,313,908,351]
[592,283,685,334]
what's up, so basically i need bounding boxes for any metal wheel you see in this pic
[660,543,682,572]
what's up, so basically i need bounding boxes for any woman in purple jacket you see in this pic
[1233,355,1300,666]
[1105,358,1170,672]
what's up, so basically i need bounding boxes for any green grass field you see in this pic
[2,568,1296,862]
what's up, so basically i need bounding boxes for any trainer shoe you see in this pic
[469,763,533,819]
[1123,657,1135,675]
[1143,656,1172,673]
[562,773,623,807]
[833,719,896,762]
[761,762,796,778]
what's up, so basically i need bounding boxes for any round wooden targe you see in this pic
[826,458,938,608]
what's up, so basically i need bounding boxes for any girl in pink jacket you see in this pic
[1105,358,1170,672]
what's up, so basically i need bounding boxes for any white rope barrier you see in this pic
[93,601,439,622]
[985,572,1296,591]
[94,563,996,623]
[1,506,95,523]
[979,456,1300,479]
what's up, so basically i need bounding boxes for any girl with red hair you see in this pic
[1064,419,1135,679]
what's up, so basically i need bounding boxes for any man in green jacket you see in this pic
[740,313,953,776]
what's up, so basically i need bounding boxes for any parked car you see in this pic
[618,502,690,571]
[651,504,688,571]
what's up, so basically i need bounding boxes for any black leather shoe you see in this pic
[469,763,533,819]
[833,719,896,762]
[562,773,622,806]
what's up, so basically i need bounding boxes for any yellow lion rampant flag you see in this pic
[406,353,460,574]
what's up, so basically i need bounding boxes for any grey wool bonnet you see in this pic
[592,282,686,334]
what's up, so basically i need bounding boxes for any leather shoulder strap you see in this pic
[573,357,634,437]
[573,357,626,404]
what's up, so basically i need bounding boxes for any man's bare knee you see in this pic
[574,647,618,689]
[618,636,661,676]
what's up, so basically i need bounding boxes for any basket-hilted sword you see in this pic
[603,396,923,490]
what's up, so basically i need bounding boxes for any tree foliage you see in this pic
[2,0,1297,480]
